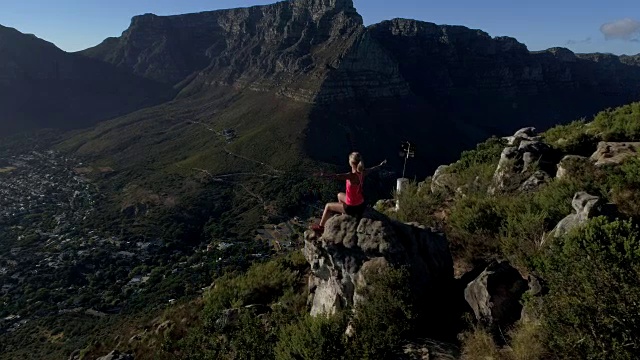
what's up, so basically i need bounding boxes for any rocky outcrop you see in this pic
[431,165,455,195]
[463,261,528,328]
[542,192,602,244]
[556,155,589,179]
[489,129,556,194]
[504,127,540,146]
[519,170,551,192]
[304,210,453,320]
[520,275,547,324]
[590,142,640,166]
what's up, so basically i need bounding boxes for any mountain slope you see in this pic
[0,24,175,137]
[71,1,640,182]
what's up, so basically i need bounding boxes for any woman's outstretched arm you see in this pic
[364,160,387,176]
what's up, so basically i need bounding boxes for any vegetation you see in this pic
[391,102,640,359]
[5,97,640,359]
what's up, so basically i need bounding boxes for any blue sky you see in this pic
[1,0,638,55]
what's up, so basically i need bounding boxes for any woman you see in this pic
[311,152,387,232]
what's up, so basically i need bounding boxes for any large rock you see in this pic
[489,129,556,194]
[97,350,134,360]
[463,261,528,328]
[431,165,455,195]
[519,170,550,192]
[504,127,540,146]
[542,191,602,244]
[590,142,640,166]
[304,210,453,321]
[556,155,589,179]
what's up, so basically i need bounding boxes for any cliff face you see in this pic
[0,25,174,137]
[368,19,640,103]
[68,1,640,178]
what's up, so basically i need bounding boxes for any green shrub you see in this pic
[451,137,506,173]
[538,217,640,359]
[543,120,598,155]
[275,314,347,360]
[227,309,276,360]
[347,266,414,360]
[460,326,502,360]
[593,102,640,141]
[393,181,442,227]
[508,320,547,360]
[449,195,504,236]
[499,201,546,270]
[202,251,307,330]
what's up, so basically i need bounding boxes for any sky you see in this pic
[0,0,638,55]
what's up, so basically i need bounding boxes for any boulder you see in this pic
[375,199,397,213]
[520,275,547,324]
[431,165,455,195]
[488,146,520,194]
[590,141,640,166]
[97,350,134,360]
[519,170,550,192]
[490,128,558,194]
[542,192,602,244]
[556,155,589,179]
[463,261,528,328]
[504,127,540,146]
[304,209,453,324]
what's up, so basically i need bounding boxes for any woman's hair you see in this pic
[349,152,365,172]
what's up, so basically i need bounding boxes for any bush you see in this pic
[508,320,547,360]
[543,120,598,155]
[393,181,442,227]
[451,137,506,173]
[347,266,414,360]
[202,251,307,330]
[538,217,640,359]
[593,102,640,141]
[460,326,502,360]
[275,314,347,360]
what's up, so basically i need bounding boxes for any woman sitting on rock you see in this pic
[311,152,386,233]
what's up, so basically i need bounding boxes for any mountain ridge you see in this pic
[66,1,640,182]
[0,23,175,137]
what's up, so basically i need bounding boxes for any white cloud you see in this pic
[600,18,640,41]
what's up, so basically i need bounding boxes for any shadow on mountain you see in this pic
[305,20,640,178]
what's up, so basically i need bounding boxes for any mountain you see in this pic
[0,24,174,137]
[70,0,640,181]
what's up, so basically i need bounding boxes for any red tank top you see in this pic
[345,172,364,206]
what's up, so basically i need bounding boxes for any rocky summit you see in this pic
[303,210,453,320]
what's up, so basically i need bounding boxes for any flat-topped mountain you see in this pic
[70,0,640,179]
[0,24,174,137]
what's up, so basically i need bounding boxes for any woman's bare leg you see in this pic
[320,202,346,226]
[338,192,347,204]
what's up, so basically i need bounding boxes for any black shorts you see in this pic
[344,202,366,218]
